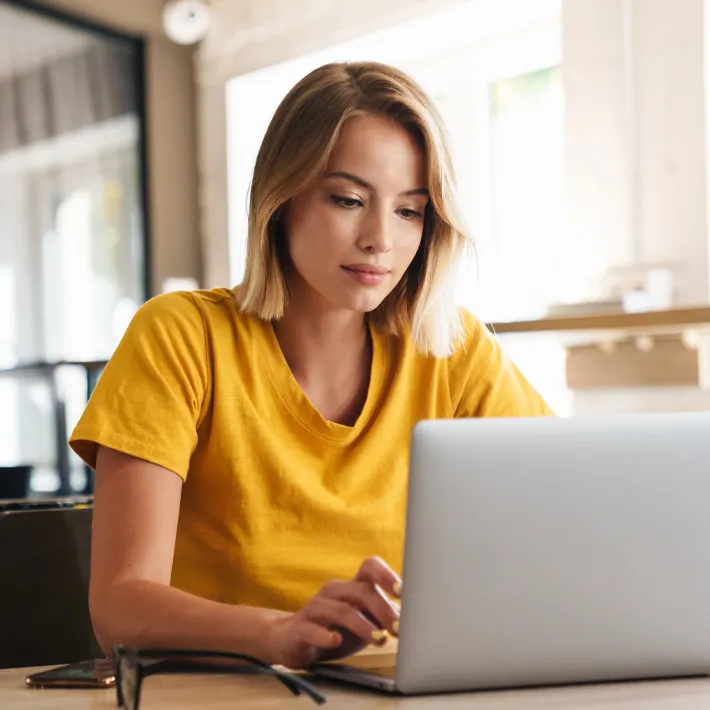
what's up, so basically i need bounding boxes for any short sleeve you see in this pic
[69,291,209,480]
[449,310,554,418]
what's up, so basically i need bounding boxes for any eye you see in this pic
[331,195,363,209]
[398,208,423,221]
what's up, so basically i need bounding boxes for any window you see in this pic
[487,66,565,320]
[0,2,148,493]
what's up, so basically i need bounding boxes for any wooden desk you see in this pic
[3,665,710,709]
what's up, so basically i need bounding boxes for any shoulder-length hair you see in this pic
[237,61,472,357]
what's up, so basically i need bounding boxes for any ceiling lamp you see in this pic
[163,0,211,45]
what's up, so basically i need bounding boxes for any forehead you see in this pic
[325,115,427,189]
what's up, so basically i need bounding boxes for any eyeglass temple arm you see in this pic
[114,646,326,705]
[271,667,327,705]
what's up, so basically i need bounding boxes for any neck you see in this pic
[271,283,375,426]
[274,301,369,382]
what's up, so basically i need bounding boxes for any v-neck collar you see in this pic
[260,318,388,444]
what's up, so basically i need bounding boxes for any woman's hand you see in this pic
[266,557,402,669]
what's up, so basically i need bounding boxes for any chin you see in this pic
[334,291,389,314]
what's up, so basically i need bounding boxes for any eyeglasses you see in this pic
[114,646,327,708]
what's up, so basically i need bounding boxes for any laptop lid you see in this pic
[0,506,101,668]
[395,413,710,694]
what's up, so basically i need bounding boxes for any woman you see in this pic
[70,61,552,670]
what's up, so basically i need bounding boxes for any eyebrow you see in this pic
[324,171,429,197]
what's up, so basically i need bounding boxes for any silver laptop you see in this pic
[311,413,710,694]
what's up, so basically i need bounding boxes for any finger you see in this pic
[295,621,342,649]
[304,596,385,646]
[355,557,403,599]
[323,580,400,636]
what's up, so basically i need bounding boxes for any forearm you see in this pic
[91,578,289,664]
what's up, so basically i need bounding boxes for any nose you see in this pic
[357,206,392,254]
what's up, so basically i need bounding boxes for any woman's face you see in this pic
[283,115,429,315]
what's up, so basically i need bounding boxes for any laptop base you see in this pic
[310,663,398,693]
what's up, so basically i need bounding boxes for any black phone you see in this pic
[25,658,116,689]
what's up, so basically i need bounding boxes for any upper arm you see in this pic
[76,294,209,649]
[450,311,554,418]
[89,446,183,624]
[69,291,209,480]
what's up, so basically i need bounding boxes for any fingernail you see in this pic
[393,582,403,597]
[371,629,388,642]
[392,621,400,635]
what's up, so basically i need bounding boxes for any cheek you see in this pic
[396,228,425,266]
[285,201,322,259]
[288,201,355,253]
[285,205,353,282]
[317,206,361,243]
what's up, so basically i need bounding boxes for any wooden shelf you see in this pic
[488,306,710,335]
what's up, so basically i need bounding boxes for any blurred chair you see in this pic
[0,505,101,668]
[0,465,32,499]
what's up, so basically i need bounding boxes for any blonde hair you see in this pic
[238,61,472,357]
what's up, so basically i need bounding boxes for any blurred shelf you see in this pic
[489,305,710,336]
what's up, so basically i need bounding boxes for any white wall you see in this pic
[564,0,708,306]
[636,0,706,302]
[561,0,710,415]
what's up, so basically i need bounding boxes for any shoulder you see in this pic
[442,307,512,388]
[384,308,501,388]
[384,308,494,369]
[457,308,492,347]
[447,308,554,416]
[135,287,235,320]
[114,289,246,375]
[127,288,237,341]
[447,308,499,366]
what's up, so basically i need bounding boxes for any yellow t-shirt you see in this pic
[70,288,551,611]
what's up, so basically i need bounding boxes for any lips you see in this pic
[341,264,390,274]
[341,264,390,286]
